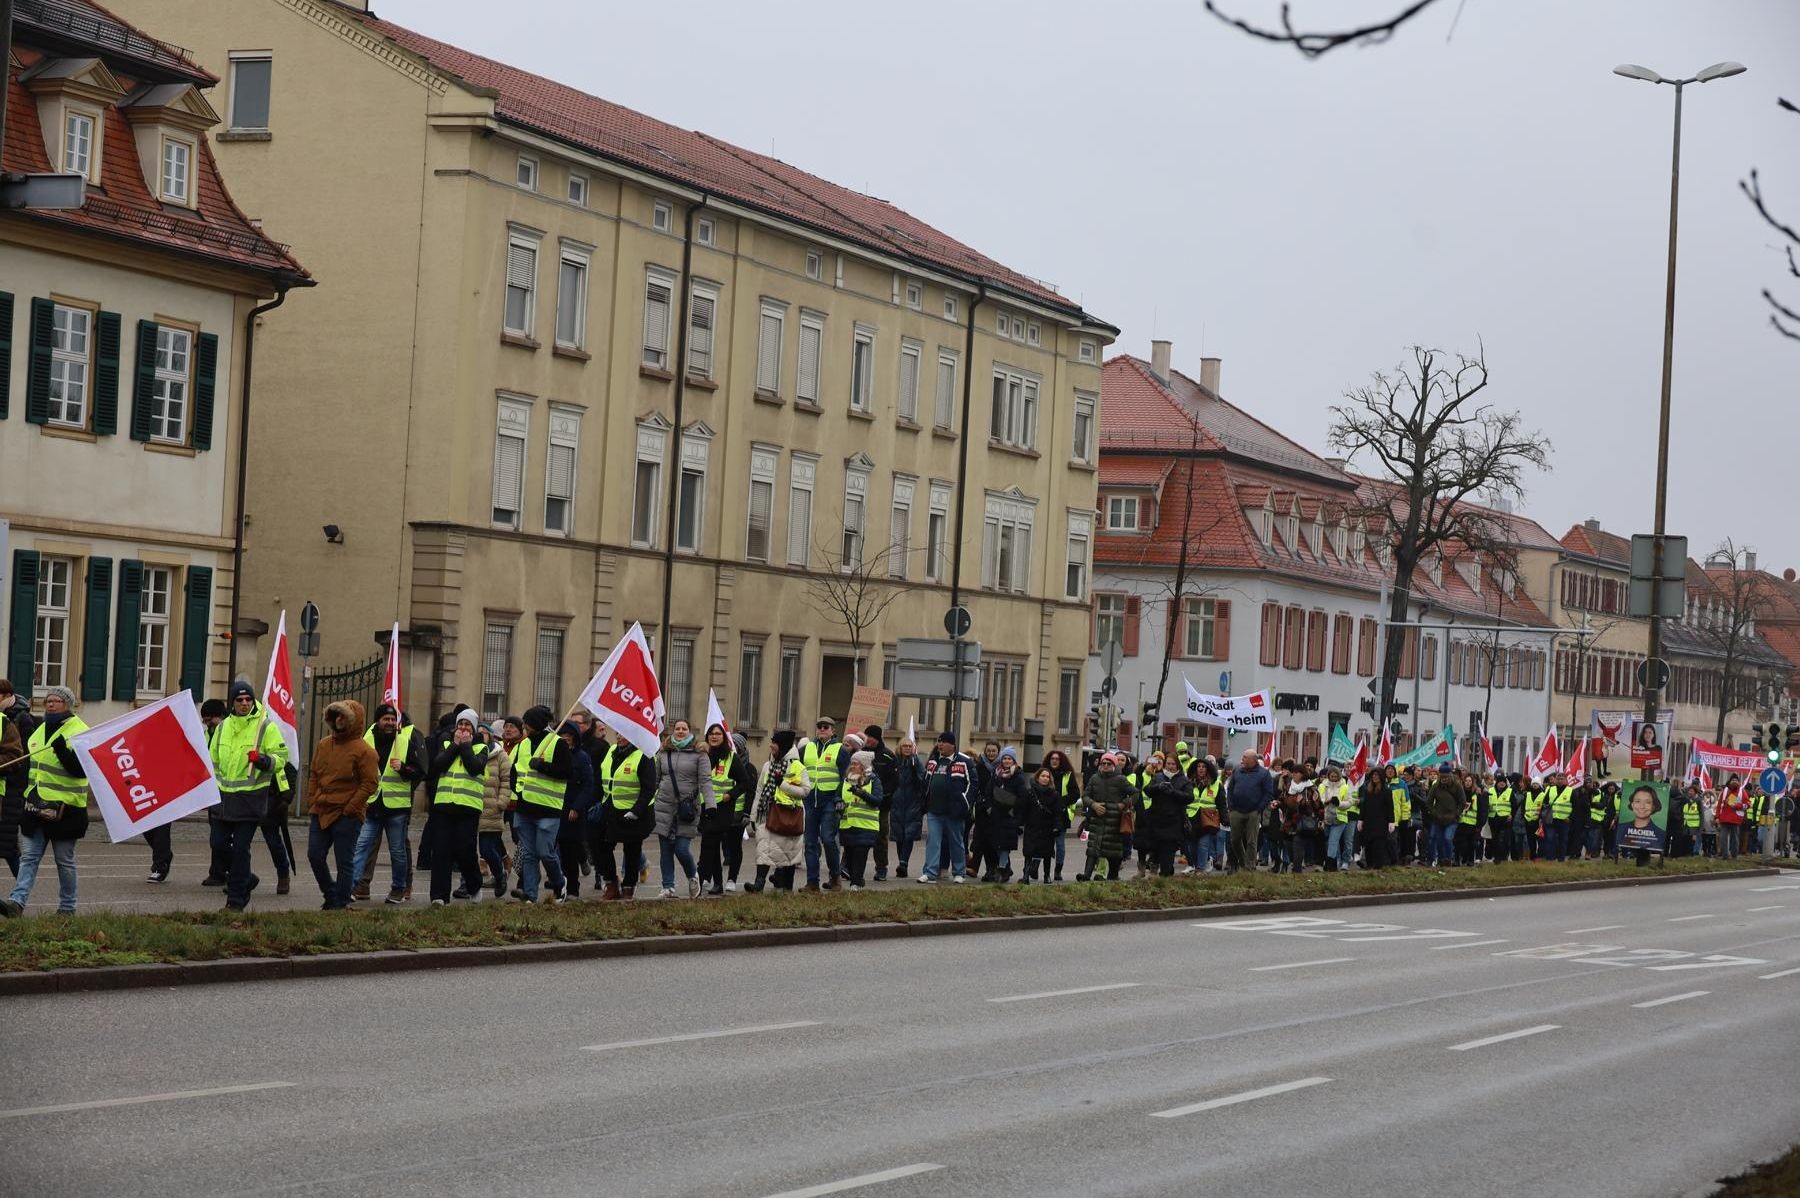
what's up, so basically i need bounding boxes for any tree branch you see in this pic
[1202,0,1443,58]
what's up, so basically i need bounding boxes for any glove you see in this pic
[248,749,272,771]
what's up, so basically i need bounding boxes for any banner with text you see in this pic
[68,691,220,843]
[1181,680,1275,732]
[1327,724,1355,765]
[1688,737,1766,775]
[1390,725,1458,769]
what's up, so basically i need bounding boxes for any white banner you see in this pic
[68,691,220,843]
[1181,679,1275,732]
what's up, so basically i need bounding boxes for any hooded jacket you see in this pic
[655,739,715,838]
[307,700,379,828]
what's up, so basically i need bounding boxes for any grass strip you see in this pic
[1713,1141,1800,1198]
[0,858,1758,973]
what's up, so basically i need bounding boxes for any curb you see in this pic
[1,867,1774,997]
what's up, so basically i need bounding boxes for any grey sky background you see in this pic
[385,0,1800,569]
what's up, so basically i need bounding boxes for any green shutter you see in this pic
[80,557,113,701]
[7,549,40,688]
[25,298,53,425]
[113,559,144,701]
[191,331,218,451]
[93,310,121,436]
[129,319,157,442]
[0,290,14,420]
[177,565,212,699]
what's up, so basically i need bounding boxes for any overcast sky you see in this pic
[385,0,1799,570]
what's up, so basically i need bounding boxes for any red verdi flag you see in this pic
[1377,723,1394,767]
[68,691,220,843]
[577,622,666,758]
[1482,735,1499,774]
[1346,736,1370,786]
[1530,726,1562,781]
[262,610,300,765]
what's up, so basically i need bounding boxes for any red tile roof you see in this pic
[343,8,1104,327]
[3,46,304,279]
[1560,522,1633,564]
[17,0,213,84]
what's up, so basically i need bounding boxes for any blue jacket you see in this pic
[563,747,596,819]
[924,751,976,820]
[889,753,927,841]
[1226,765,1276,814]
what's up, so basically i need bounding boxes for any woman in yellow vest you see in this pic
[839,751,883,890]
[747,729,807,893]
[427,709,490,905]
[3,685,89,917]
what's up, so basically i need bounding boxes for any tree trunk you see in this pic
[1377,568,1416,732]
[1151,455,1198,747]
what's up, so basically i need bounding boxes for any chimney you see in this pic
[1199,356,1222,394]
[1745,550,1757,572]
[1584,517,1600,531]
[1149,340,1172,382]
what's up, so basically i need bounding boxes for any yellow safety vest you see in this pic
[1682,798,1701,829]
[433,742,489,810]
[28,716,90,809]
[601,748,646,809]
[1060,772,1079,823]
[1188,780,1221,819]
[802,740,841,794]
[1459,793,1480,825]
[711,750,748,813]
[1524,789,1545,819]
[1591,791,1613,824]
[1489,787,1513,819]
[210,707,288,803]
[511,732,564,812]
[775,759,808,806]
[841,779,880,832]
[1548,786,1572,821]
[362,724,417,810]
[1391,784,1411,823]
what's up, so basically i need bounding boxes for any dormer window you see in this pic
[159,136,192,204]
[1260,498,1275,547]
[1284,502,1300,552]
[120,79,218,210]
[63,110,95,177]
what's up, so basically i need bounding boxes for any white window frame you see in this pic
[34,556,73,691]
[1103,494,1140,531]
[1057,666,1082,736]
[778,643,803,728]
[905,282,922,310]
[1072,390,1096,464]
[995,310,1009,338]
[676,426,710,554]
[515,154,538,191]
[897,338,922,424]
[226,53,272,133]
[934,348,957,430]
[632,420,667,548]
[756,301,784,394]
[796,311,824,404]
[149,325,192,445]
[555,241,590,350]
[1183,597,1218,660]
[981,492,1035,594]
[1065,511,1091,601]
[1078,338,1097,364]
[1026,321,1041,347]
[746,445,779,562]
[491,395,530,530]
[566,171,588,206]
[842,463,869,570]
[503,229,540,337]
[805,250,822,280]
[642,266,676,369]
[543,403,580,536]
[926,482,951,583]
[989,365,1040,450]
[696,217,715,247]
[687,281,719,380]
[1095,594,1127,654]
[136,565,174,697]
[652,200,673,232]
[889,476,915,580]
[787,453,817,567]
[943,295,958,321]
[62,108,95,178]
[849,323,875,414]
[48,302,92,428]
[159,135,193,205]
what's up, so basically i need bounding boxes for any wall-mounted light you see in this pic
[323,524,344,544]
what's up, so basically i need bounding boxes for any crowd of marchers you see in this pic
[0,678,1793,918]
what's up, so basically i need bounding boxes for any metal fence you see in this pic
[295,650,384,814]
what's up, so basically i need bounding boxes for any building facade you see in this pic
[106,0,1115,741]
[1089,343,1558,770]
[1,0,306,720]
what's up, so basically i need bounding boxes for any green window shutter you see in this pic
[191,331,218,451]
[80,557,113,702]
[25,298,53,426]
[7,549,40,688]
[93,310,122,436]
[177,565,213,699]
[0,290,14,420]
[129,319,157,442]
[112,559,144,701]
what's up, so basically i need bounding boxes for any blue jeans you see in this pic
[803,791,842,887]
[9,830,77,913]
[659,834,696,890]
[1429,822,1456,865]
[1054,829,1067,873]
[923,813,966,880]
[514,813,565,900]
[352,809,412,893]
[1326,822,1355,869]
[308,815,359,908]
[1198,828,1228,869]
[478,830,507,886]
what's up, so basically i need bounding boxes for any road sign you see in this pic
[944,606,972,638]
[1629,534,1689,580]
[891,663,981,700]
[1636,657,1670,691]
[300,602,320,634]
[1760,767,1788,796]
[1099,639,1123,677]
[895,638,982,667]
[1099,676,1117,699]
[298,632,320,658]
[1219,671,1231,693]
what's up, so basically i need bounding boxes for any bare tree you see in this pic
[1742,97,1800,342]
[1328,345,1550,732]
[801,534,909,674]
[1204,0,1448,58]
[1705,539,1777,741]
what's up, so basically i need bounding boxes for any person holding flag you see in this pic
[1,686,90,917]
[208,679,292,912]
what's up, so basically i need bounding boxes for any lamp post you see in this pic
[1613,60,1746,780]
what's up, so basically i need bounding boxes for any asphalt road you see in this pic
[2,873,1797,1198]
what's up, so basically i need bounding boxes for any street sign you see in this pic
[895,637,982,667]
[1099,639,1123,677]
[1219,671,1231,693]
[891,663,981,700]
[300,602,320,634]
[1099,675,1117,699]
[1759,767,1787,796]
[1636,657,1670,691]
[1629,534,1689,580]
[1628,578,1686,620]
[0,171,86,210]
[298,632,320,658]
[944,606,972,638]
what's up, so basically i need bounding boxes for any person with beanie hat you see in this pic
[747,728,807,893]
[352,701,425,903]
[974,745,1023,882]
[1,686,89,917]
[425,709,491,905]
[206,677,291,912]
[653,718,712,898]
[508,705,571,903]
[555,719,596,895]
[838,749,882,889]
[859,725,899,881]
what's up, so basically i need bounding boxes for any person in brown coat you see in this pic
[307,700,379,910]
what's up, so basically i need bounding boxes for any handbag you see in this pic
[1199,807,1222,831]
[672,768,699,825]
[766,801,804,836]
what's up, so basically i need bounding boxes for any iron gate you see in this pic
[296,650,384,813]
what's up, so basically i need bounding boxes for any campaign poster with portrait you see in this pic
[1614,781,1671,854]
[1627,713,1674,773]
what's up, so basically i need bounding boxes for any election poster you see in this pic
[1614,780,1671,854]
[1627,713,1674,772]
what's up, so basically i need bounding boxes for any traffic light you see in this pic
[1141,702,1160,727]
[1765,722,1785,766]
[1753,725,1767,756]
[1786,724,1800,753]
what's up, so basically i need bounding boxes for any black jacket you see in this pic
[1142,770,1193,843]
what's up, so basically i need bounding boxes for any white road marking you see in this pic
[760,1163,945,1198]
[1248,957,1356,972]
[1430,938,1511,950]
[1758,966,1800,980]
[0,1081,294,1119]
[1667,914,1716,922]
[988,982,1141,1004]
[1150,1076,1332,1119]
[581,1021,820,1052]
[1564,925,1625,934]
[1632,990,1710,1009]
[1447,1024,1561,1052]
[1748,885,1800,892]
[1746,906,1787,913]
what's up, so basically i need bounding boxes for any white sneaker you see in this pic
[916,874,936,884]
[951,875,965,884]
[848,884,863,892]
[659,887,677,899]
[688,877,701,899]
[724,881,737,893]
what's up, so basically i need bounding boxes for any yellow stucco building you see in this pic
[106,0,1115,743]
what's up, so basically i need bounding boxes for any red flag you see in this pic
[1377,723,1394,766]
[705,688,731,739]
[1563,735,1587,779]
[382,620,402,712]
[261,610,300,765]
[1481,735,1499,774]
[577,622,666,758]
[68,692,220,843]
[1346,736,1370,786]
[1529,726,1562,781]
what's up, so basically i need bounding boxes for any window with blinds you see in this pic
[556,249,588,349]
[981,494,1034,593]
[757,304,784,393]
[797,315,823,402]
[842,469,867,568]
[688,285,717,378]
[934,351,957,429]
[492,398,529,529]
[897,341,921,423]
[850,326,874,414]
[747,446,777,561]
[788,455,816,566]
[482,623,514,720]
[668,634,695,723]
[889,477,914,580]
[545,441,575,534]
[643,270,674,368]
[504,236,537,335]
[739,640,764,729]
[533,627,564,709]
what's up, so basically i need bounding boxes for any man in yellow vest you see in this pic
[594,726,657,901]
[352,703,425,904]
[426,708,490,905]
[1522,777,1546,860]
[511,705,571,903]
[210,678,291,912]
[800,716,850,892]
[2,685,89,917]
[1544,771,1573,861]
[1487,776,1515,863]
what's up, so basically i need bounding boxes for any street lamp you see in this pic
[1614,60,1746,780]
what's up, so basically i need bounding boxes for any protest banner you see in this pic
[1181,679,1275,732]
[576,622,666,758]
[68,691,219,843]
